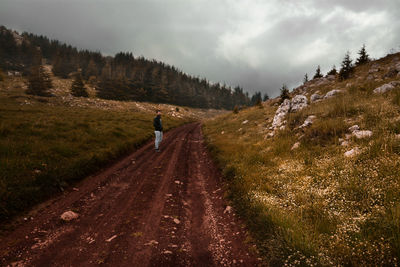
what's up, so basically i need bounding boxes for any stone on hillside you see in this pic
[384,68,398,78]
[373,83,395,94]
[60,211,79,221]
[341,140,350,146]
[242,120,248,124]
[299,115,316,129]
[344,147,360,158]
[395,63,400,72]
[368,67,380,74]
[326,75,336,81]
[290,95,308,113]
[310,93,323,103]
[324,90,342,99]
[266,132,274,138]
[272,95,308,129]
[314,77,329,86]
[271,99,291,128]
[345,134,352,140]
[224,206,232,214]
[291,142,300,150]
[353,130,373,139]
[348,125,360,133]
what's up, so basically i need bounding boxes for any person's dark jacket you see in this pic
[153,115,163,131]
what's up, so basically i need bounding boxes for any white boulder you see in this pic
[353,130,373,139]
[373,83,395,94]
[290,95,308,112]
[299,115,316,129]
[271,99,291,128]
[324,90,342,99]
[272,95,308,129]
[344,148,360,158]
[242,120,248,124]
[310,93,323,103]
[60,211,79,221]
[291,142,300,150]
[348,125,360,132]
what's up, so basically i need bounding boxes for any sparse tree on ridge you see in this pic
[279,84,290,104]
[356,44,370,66]
[327,65,337,76]
[71,71,88,97]
[313,65,323,79]
[26,48,53,97]
[303,73,309,84]
[251,91,262,106]
[263,93,269,101]
[339,51,353,80]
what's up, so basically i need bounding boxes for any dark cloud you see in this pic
[1,0,399,97]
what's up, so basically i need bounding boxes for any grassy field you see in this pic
[0,75,199,225]
[203,54,400,266]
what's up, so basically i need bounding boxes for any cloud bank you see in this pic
[1,0,399,96]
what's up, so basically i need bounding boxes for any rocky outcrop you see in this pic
[324,89,342,99]
[368,63,380,74]
[348,125,373,139]
[344,147,360,158]
[310,93,323,103]
[271,95,308,129]
[271,99,291,129]
[373,81,400,94]
[299,115,316,129]
[290,95,308,113]
[353,130,373,139]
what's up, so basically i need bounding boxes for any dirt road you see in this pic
[1,123,258,266]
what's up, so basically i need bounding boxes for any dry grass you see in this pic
[204,53,400,266]
[0,73,224,226]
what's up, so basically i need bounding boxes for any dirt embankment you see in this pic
[1,123,259,266]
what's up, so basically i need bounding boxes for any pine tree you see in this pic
[339,51,353,80]
[356,44,370,66]
[71,72,88,97]
[26,48,52,97]
[327,65,337,76]
[279,84,290,104]
[303,73,309,84]
[313,65,323,79]
[263,93,269,101]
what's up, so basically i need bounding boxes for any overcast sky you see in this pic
[1,0,400,97]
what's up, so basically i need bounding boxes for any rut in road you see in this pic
[1,122,259,266]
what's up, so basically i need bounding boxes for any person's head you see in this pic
[156,110,161,116]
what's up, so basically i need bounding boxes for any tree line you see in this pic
[0,26,261,109]
[280,45,371,101]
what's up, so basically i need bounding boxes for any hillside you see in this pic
[203,52,400,265]
[0,25,256,110]
[0,69,225,224]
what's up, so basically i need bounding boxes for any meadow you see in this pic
[203,54,400,266]
[0,76,191,226]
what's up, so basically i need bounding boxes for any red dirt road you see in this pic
[1,123,259,266]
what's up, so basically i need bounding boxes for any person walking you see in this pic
[153,110,163,152]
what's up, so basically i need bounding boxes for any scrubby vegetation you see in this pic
[204,52,400,265]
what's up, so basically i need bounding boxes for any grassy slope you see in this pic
[203,53,400,266]
[0,73,224,225]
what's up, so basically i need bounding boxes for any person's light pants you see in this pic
[155,131,163,149]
